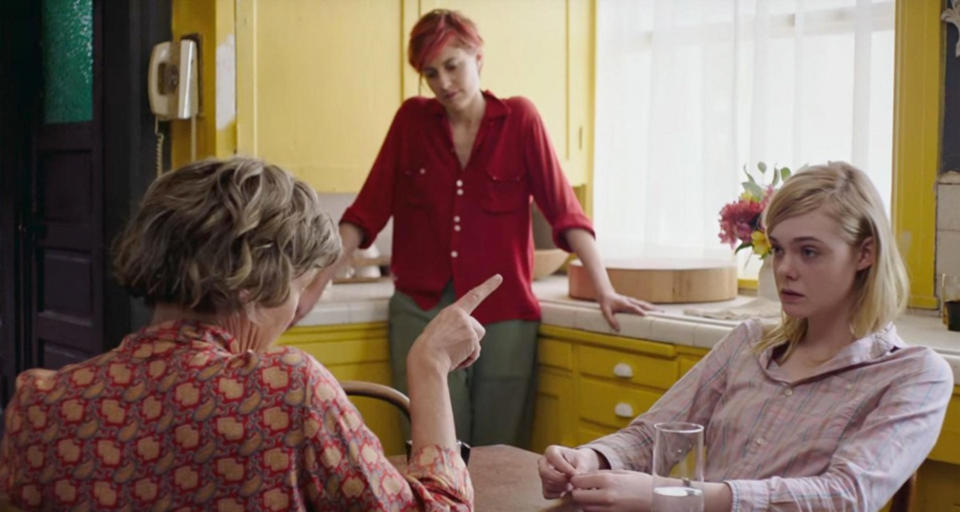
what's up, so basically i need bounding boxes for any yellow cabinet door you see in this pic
[578,344,677,390]
[578,378,662,431]
[236,0,406,193]
[531,367,576,453]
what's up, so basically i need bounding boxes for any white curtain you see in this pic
[593,0,894,276]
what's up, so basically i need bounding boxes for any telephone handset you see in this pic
[148,38,199,173]
[148,39,198,120]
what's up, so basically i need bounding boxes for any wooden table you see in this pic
[391,444,579,511]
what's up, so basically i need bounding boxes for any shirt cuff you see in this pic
[724,479,770,512]
[552,221,594,253]
[338,214,374,250]
[404,445,473,504]
[579,442,626,470]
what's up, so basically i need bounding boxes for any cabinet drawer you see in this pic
[578,378,662,429]
[538,338,574,370]
[579,344,677,389]
[929,393,960,464]
[578,424,616,445]
[282,338,389,366]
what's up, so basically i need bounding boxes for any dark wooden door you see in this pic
[0,0,170,434]
[28,0,106,369]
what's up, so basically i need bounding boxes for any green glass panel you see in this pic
[42,0,93,124]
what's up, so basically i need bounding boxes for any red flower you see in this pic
[718,197,765,248]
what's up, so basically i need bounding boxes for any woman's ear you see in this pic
[476,52,484,73]
[856,236,875,271]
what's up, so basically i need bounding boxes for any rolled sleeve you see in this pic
[404,445,474,510]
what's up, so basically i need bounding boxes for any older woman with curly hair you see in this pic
[0,157,499,511]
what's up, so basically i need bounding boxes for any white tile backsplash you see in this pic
[936,229,960,278]
[938,181,960,232]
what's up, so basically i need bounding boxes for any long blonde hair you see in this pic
[757,162,909,355]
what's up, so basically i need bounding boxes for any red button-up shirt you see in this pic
[342,90,593,325]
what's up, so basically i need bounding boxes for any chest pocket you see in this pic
[399,167,430,206]
[479,167,529,213]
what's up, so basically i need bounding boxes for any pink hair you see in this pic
[408,9,483,72]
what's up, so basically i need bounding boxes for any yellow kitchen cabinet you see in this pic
[678,345,709,378]
[277,322,406,455]
[228,0,593,196]
[916,389,960,511]
[535,325,681,442]
[917,460,960,511]
[531,338,577,454]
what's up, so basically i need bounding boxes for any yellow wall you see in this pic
[170,0,236,167]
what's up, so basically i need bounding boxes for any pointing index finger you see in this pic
[454,274,503,313]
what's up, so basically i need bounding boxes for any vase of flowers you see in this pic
[718,162,791,301]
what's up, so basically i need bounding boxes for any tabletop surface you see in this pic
[390,444,579,511]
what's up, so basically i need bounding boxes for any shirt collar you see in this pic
[760,322,904,381]
[123,319,240,354]
[428,89,510,119]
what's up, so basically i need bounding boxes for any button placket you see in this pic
[451,174,462,260]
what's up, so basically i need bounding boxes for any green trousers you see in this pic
[388,284,539,447]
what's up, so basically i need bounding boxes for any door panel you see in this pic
[28,1,103,370]
[0,0,170,438]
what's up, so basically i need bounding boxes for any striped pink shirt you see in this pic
[583,320,953,511]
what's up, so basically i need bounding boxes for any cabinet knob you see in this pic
[613,363,633,379]
[614,402,634,418]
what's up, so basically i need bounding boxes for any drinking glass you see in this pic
[651,422,704,512]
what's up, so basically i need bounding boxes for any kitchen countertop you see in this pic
[298,275,960,382]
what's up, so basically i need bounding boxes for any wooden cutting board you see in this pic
[568,258,737,303]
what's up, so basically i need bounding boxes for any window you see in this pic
[594,0,895,276]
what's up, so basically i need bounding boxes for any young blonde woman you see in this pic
[538,162,953,511]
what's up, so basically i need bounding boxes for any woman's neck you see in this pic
[445,90,486,125]
[798,302,857,363]
[151,303,220,326]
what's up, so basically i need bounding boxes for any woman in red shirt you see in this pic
[296,9,653,447]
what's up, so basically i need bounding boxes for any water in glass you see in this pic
[651,422,704,512]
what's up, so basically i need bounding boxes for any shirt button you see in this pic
[453,216,460,223]
[456,179,463,186]
[451,251,458,258]
[457,189,464,196]
[784,388,793,397]
[454,225,461,232]
[755,437,766,446]
[419,168,426,175]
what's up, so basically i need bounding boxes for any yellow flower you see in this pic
[751,230,771,257]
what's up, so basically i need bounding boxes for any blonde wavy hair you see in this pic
[757,161,909,356]
[113,157,340,313]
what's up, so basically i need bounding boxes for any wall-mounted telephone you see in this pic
[148,39,198,120]
[149,37,200,173]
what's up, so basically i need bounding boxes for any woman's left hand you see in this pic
[597,291,657,331]
[569,470,652,512]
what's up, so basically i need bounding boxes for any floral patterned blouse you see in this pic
[0,320,472,511]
